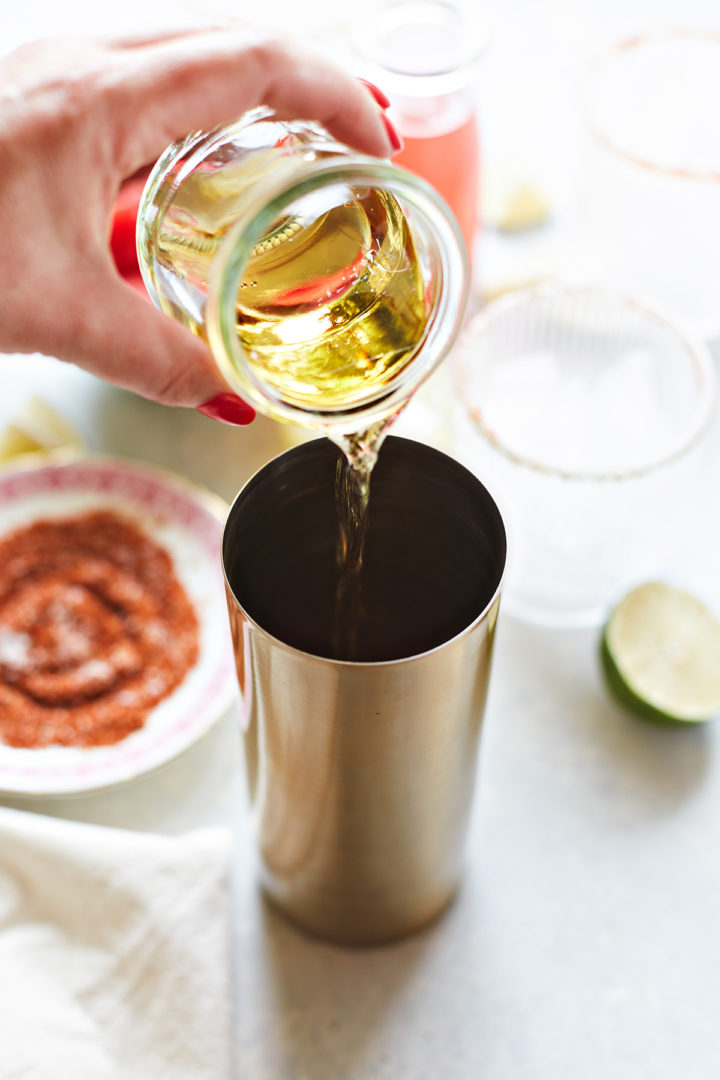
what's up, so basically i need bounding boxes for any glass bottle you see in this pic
[350,0,486,266]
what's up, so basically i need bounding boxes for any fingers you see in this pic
[110,30,395,175]
[101,11,268,51]
[259,44,397,155]
[101,19,241,51]
[51,265,246,413]
[0,27,396,425]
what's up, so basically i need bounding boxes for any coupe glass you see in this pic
[577,30,720,328]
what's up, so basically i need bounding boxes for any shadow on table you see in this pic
[252,893,449,1080]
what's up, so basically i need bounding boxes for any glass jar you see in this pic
[136,107,468,435]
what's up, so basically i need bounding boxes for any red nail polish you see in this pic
[358,77,391,110]
[381,112,404,154]
[196,393,256,426]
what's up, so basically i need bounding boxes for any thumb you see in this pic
[58,268,255,423]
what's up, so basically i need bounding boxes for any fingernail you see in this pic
[381,112,404,154]
[196,392,256,425]
[358,78,391,110]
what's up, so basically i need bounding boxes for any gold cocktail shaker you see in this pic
[223,436,505,946]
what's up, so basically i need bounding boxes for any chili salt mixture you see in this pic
[0,510,199,748]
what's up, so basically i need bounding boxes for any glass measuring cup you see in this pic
[136,107,468,436]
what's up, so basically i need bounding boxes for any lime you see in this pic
[0,398,83,463]
[601,582,720,724]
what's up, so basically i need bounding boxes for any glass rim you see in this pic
[137,107,321,238]
[206,157,469,433]
[584,29,720,183]
[457,284,717,483]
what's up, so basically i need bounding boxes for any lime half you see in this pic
[601,582,720,724]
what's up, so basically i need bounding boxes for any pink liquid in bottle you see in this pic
[351,0,485,267]
[393,112,480,262]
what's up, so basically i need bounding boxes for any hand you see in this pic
[0,27,399,423]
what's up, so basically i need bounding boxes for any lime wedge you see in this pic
[0,398,83,463]
[0,424,46,460]
[601,582,720,724]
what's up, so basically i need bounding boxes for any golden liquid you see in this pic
[331,421,390,659]
[150,160,431,415]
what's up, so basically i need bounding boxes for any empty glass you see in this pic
[577,30,720,328]
[452,285,716,626]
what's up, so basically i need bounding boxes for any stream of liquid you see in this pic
[330,419,394,660]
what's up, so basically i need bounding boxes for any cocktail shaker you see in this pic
[223,436,506,945]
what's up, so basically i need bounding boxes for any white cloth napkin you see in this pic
[0,807,233,1080]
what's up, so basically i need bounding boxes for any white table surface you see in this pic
[2,1,720,1077]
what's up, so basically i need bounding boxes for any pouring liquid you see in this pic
[146,157,434,659]
[331,420,393,660]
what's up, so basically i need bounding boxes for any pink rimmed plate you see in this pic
[0,454,237,796]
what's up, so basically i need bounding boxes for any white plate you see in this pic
[0,454,238,796]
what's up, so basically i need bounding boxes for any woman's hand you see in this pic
[0,27,398,423]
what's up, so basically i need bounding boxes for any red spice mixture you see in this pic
[0,510,199,748]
